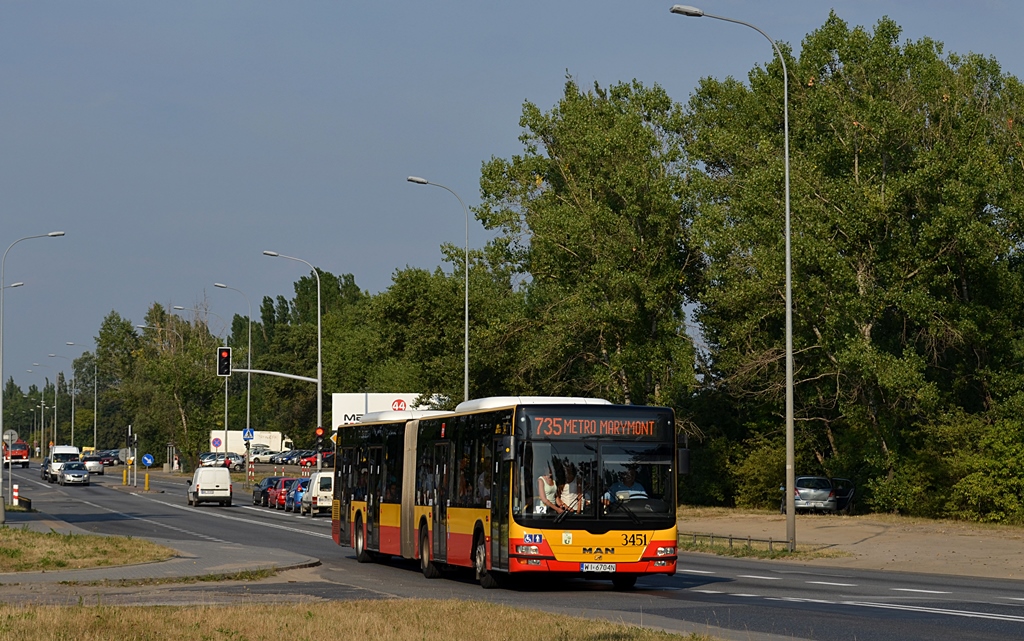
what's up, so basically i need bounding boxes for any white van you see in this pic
[187,467,232,506]
[46,445,81,483]
[300,470,333,516]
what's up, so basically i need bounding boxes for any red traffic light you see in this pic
[220,350,229,358]
[315,427,325,437]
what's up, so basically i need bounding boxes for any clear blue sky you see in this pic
[2,1,1021,391]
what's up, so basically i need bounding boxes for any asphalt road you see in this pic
[10,465,1024,641]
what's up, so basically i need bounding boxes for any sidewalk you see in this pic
[0,508,319,585]
[678,509,1024,580]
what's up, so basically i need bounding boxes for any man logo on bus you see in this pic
[392,399,407,411]
[582,547,615,555]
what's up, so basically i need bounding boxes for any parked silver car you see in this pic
[781,476,837,514]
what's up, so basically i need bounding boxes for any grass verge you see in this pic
[0,600,715,640]
[0,526,174,572]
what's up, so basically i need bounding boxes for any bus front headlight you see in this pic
[656,546,675,556]
[515,545,540,555]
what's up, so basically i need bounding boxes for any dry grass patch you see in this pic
[0,527,173,572]
[0,600,715,641]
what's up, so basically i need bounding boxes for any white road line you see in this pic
[891,588,952,594]
[731,593,759,597]
[79,499,226,543]
[693,589,722,594]
[806,581,858,587]
[844,601,1024,623]
[1002,597,1024,601]
[739,575,781,581]
[137,494,332,539]
[678,569,714,574]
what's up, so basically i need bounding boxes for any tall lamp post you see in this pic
[670,5,795,551]
[407,176,470,402]
[263,251,322,468]
[0,230,64,519]
[48,354,74,448]
[213,284,252,440]
[66,342,98,451]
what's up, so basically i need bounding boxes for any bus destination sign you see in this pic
[523,407,672,440]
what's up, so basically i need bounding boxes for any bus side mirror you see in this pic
[677,448,690,475]
[500,436,515,462]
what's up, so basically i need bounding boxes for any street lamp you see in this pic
[670,4,795,551]
[66,342,98,452]
[0,230,64,520]
[263,250,322,466]
[407,176,470,402]
[213,283,252,439]
[48,354,74,448]
[32,363,58,465]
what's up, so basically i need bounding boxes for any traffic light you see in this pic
[217,347,232,376]
[315,426,325,452]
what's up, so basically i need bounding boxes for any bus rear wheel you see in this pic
[474,532,500,589]
[420,527,441,579]
[354,515,373,563]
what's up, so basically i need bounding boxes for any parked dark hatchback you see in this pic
[252,476,283,506]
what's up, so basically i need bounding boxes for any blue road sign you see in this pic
[242,428,255,441]
[141,453,155,467]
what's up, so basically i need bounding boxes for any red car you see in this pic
[267,478,297,509]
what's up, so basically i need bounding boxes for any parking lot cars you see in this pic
[252,476,283,506]
[58,462,90,486]
[285,477,310,512]
[268,450,293,465]
[301,470,333,516]
[200,452,244,471]
[267,478,297,509]
[250,449,279,464]
[82,455,105,475]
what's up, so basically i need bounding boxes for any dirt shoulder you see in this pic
[678,507,1024,580]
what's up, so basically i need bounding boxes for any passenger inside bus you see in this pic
[536,465,562,514]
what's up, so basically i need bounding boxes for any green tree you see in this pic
[478,77,700,407]
[685,13,1024,514]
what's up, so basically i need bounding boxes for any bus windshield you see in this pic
[515,439,675,525]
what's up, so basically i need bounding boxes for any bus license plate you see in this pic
[581,563,616,573]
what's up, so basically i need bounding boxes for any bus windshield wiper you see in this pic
[607,498,642,525]
[554,493,583,524]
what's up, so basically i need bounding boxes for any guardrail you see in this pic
[679,531,782,552]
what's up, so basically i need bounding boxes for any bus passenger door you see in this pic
[337,447,354,542]
[432,443,450,561]
[491,437,510,571]
[367,446,383,550]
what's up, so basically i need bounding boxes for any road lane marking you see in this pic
[806,581,858,587]
[138,495,333,539]
[79,499,226,543]
[768,597,836,604]
[693,589,722,594]
[678,569,714,574]
[843,601,1024,623]
[739,575,781,581]
[891,588,952,594]
[730,593,759,597]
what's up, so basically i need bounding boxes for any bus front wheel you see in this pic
[354,515,373,563]
[474,532,500,589]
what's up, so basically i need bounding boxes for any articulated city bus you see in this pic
[332,396,682,589]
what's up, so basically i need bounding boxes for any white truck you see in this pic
[208,430,293,455]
